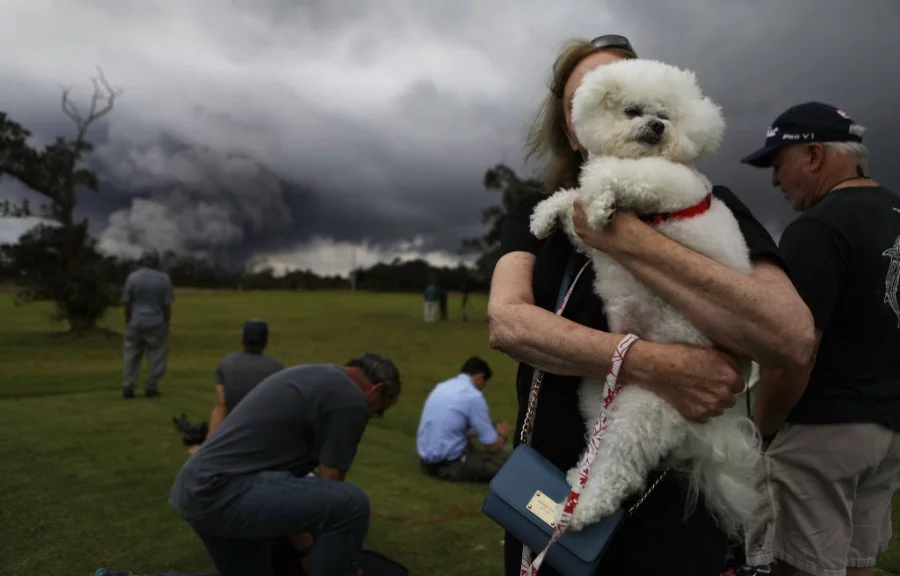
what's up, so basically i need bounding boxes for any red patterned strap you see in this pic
[520,333,641,575]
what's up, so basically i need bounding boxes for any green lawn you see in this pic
[0,289,898,575]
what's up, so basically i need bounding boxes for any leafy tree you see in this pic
[459,163,544,280]
[0,69,123,333]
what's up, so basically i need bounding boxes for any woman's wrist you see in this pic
[618,338,661,388]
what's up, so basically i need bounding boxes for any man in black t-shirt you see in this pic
[740,102,900,576]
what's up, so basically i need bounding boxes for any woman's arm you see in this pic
[488,251,746,422]
[571,201,816,370]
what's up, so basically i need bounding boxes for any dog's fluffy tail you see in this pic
[680,415,761,539]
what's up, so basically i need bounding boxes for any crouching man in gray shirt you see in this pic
[169,352,402,576]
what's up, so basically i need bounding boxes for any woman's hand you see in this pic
[571,197,644,255]
[627,342,745,423]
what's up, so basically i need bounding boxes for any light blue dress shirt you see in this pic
[416,373,498,463]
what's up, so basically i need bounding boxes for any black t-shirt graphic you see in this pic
[498,185,786,576]
[778,186,900,430]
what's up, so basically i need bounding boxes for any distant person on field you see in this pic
[417,356,510,482]
[438,286,448,321]
[423,280,438,323]
[187,319,285,455]
[169,352,402,576]
[122,247,174,399]
[460,282,469,321]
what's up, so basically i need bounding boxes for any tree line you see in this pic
[0,70,540,333]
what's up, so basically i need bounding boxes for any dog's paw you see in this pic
[529,202,559,239]
[566,466,582,489]
[567,502,590,532]
[584,194,617,229]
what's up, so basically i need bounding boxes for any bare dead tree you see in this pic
[0,67,125,332]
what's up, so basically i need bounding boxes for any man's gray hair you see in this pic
[825,123,869,174]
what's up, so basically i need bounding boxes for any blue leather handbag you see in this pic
[483,443,626,575]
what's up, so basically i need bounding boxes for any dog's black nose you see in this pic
[647,119,665,134]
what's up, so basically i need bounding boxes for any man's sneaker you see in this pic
[122,387,134,399]
[144,389,161,398]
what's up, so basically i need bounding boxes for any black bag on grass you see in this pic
[172,413,208,446]
[359,550,409,576]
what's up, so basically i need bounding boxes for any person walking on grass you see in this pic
[121,247,174,399]
[416,356,511,482]
[187,319,285,455]
[169,352,402,576]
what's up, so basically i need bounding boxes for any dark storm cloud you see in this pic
[0,0,898,266]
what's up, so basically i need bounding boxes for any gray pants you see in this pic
[745,422,900,576]
[123,323,170,392]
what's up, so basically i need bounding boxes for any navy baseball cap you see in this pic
[242,319,269,346]
[740,101,864,168]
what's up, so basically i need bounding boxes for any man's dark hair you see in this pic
[346,352,402,399]
[461,356,492,381]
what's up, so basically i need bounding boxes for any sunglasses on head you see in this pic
[551,34,637,96]
[589,34,636,54]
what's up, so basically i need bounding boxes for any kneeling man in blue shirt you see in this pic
[416,356,510,482]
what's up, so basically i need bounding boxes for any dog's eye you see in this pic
[624,106,642,118]
[657,112,670,121]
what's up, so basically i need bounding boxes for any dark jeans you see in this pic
[186,470,370,576]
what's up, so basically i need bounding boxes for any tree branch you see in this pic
[61,67,124,141]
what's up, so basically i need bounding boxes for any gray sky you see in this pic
[0,0,898,275]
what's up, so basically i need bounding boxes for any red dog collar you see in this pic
[638,193,713,226]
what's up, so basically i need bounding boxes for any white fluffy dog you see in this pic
[529,59,761,537]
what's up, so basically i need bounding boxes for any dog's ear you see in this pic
[680,96,725,162]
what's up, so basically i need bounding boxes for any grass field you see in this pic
[1,289,898,576]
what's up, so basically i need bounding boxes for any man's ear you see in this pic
[368,382,386,399]
[807,143,826,172]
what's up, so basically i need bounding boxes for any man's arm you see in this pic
[205,384,228,439]
[571,203,816,371]
[122,276,133,324]
[317,465,346,482]
[750,218,846,441]
[163,275,174,325]
[316,406,370,481]
[468,395,506,452]
[754,334,819,441]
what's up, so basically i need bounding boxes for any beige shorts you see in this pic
[744,422,900,576]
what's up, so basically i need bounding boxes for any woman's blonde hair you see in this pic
[524,39,637,193]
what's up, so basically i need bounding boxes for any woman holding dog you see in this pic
[487,35,816,576]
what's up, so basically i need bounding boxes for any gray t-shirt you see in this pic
[123,267,174,329]
[216,351,285,412]
[170,364,370,516]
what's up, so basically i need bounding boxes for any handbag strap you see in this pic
[521,334,641,575]
[519,257,591,446]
